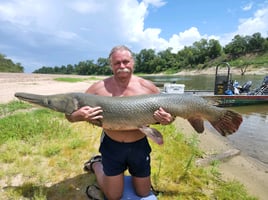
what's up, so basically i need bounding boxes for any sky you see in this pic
[0,0,268,73]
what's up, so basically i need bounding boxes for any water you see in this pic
[143,74,268,166]
[230,105,268,165]
[142,74,266,91]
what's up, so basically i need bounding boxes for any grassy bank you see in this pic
[0,101,257,200]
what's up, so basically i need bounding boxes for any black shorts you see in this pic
[99,133,152,177]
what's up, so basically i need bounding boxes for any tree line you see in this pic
[1,32,267,74]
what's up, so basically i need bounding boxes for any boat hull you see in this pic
[202,94,268,107]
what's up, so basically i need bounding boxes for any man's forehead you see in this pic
[112,50,132,59]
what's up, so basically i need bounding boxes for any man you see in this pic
[66,45,174,200]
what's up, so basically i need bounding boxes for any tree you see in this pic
[224,35,248,57]
[135,49,157,73]
[0,53,24,72]
[248,32,265,52]
[207,39,222,59]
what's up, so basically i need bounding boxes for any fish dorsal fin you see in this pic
[188,117,204,133]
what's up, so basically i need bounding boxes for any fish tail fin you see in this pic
[188,117,205,133]
[139,126,164,145]
[210,110,243,136]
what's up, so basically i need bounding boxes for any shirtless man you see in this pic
[66,45,174,200]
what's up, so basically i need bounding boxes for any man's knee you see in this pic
[105,190,123,200]
[132,177,151,197]
[135,188,151,197]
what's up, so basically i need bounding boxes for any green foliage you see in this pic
[68,138,86,149]
[224,32,267,58]
[0,53,24,72]
[213,180,258,200]
[0,101,32,116]
[9,182,47,200]
[34,59,112,75]
[53,76,102,83]
[54,77,85,82]
[0,109,70,144]
[43,145,62,157]
[229,52,268,67]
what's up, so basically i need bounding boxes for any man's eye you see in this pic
[122,60,130,65]
[113,60,130,65]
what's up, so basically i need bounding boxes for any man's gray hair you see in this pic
[108,45,133,60]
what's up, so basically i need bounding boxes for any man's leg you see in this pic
[132,176,151,197]
[92,161,124,200]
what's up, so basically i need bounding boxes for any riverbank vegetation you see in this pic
[0,101,258,199]
[0,54,24,73]
[1,32,267,74]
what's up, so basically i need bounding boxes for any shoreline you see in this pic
[1,72,268,199]
[175,66,267,76]
[174,118,268,200]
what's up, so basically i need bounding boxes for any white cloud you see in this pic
[68,0,104,14]
[143,0,166,7]
[237,7,268,35]
[167,27,202,52]
[242,2,253,11]
[220,5,268,45]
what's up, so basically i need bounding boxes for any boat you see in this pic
[163,62,268,107]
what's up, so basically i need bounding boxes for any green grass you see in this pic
[53,76,101,83]
[0,101,32,116]
[0,102,258,200]
[228,52,268,68]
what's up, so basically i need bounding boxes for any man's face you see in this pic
[110,50,134,78]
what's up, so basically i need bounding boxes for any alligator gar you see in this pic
[15,92,243,144]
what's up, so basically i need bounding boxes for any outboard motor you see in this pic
[263,76,268,85]
[240,81,252,93]
[259,76,268,95]
[249,76,268,95]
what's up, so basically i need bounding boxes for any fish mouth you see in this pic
[15,92,45,105]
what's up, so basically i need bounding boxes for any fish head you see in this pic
[15,92,78,114]
[44,94,79,114]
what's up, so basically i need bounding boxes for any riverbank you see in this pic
[1,72,268,199]
[175,66,267,76]
[174,118,268,200]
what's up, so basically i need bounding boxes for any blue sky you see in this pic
[0,0,267,73]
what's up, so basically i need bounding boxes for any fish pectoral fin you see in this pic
[188,117,204,133]
[139,126,163,145]
[89,119,103,127]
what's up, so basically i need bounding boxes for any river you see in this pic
[142,74,268,166]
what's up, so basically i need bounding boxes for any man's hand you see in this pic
[66,106,103,123]
[153,107,175,125]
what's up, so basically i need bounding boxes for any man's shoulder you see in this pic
[132,75,149,83]
[135,76,154,86]
[132,76,159,93]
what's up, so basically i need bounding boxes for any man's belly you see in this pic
[103,129,146,143]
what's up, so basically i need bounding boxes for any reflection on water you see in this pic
[229,105,268,165]
[142,74,268,166]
